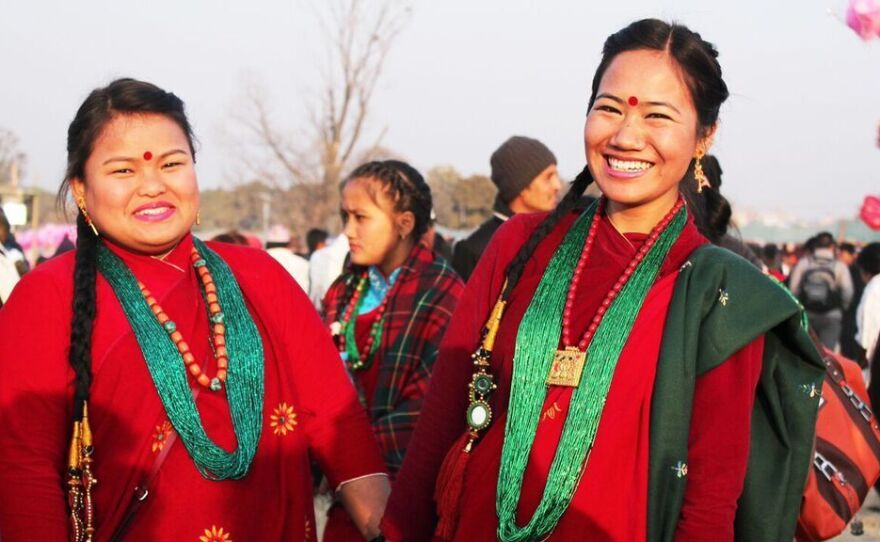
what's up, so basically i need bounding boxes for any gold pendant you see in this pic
[546,346,587,387]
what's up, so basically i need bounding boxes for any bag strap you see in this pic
[109,387,201,541]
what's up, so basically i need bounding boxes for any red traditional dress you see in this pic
[382,210,763,541]
[322,243,464,541]
[0,233,385,541]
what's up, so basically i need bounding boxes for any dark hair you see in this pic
[307,228,329,254]
[58,78,196,418]
[857,242,880,276]
[211,230,250,245]
[680,154,733,243]
[839,242,856,256]
[342,160,433,240]
[335,160,433,320]
[813,231,835,250]
[501,19,729,300]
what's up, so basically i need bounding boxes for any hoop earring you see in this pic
[77,197,99,236]
[694,150,711,194]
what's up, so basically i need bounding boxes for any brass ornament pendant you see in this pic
[546,346,587,387]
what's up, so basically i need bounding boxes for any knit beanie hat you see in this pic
[490,136,557,204]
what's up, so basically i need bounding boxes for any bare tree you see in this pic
[234,0,411,233]
[0,128,26,186]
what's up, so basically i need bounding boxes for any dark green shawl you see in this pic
[647,245,824,541]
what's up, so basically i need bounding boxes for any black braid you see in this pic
[502,165,594,300]
[69,214,98,421]
[343,160,433,239]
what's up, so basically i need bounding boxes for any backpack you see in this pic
[798,263,842,313]
[796,346,880,541]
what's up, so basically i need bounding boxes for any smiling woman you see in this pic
[382,19,824,542]
[0,78,390,542]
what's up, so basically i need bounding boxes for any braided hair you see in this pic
[57,78,197,419]
[334,159,433,319]
[500,19,729,301]
[680,154,733,243]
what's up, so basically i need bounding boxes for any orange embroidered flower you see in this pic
[151,421,173,453]
[304,517,312,541]
[270,402,298,436]
[199,525,232,542]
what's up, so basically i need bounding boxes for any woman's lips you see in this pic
[133,203,176,222]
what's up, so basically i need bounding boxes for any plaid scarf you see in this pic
[323,243,464,472]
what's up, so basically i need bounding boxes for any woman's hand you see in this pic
[337,473,391,540]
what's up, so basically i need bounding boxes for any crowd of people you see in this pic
[0,17,877,542]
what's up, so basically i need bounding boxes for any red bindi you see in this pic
[628,96,639,106]
[143,151,153,161]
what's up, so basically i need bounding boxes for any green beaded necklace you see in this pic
[496,201,687,542]
[97,237,265,480]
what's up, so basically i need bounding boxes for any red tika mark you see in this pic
[627,96,639,106]
[143,151,153,161]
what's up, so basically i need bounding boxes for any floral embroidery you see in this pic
[199,525,232,542]
[718,289,730,306]
[151,421,173,453]
[542,402,563,421]
[672,461,688,478]
[270,402,298,436]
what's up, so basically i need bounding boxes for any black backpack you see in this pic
[798,263,842,313]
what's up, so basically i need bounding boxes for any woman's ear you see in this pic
[698,123,718,156]
[71,178,86,201]
[396,211,415,240]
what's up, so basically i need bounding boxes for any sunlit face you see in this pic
[585,49,713,215]
[72,114,198,255]
[340,178,406,268]
[517,163,562,213]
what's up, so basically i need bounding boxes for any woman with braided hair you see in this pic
[382,19,823,542]
[0,78,389,541]
[321,160,464,541]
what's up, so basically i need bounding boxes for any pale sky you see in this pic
[1,0,878,221]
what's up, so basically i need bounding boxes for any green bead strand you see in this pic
[496,201,687,542]
[97,238,265,480]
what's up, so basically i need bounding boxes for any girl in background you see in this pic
[322,160,463,541]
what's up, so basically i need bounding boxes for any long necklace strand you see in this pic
[497,199,688,542]
[97,238,265,480]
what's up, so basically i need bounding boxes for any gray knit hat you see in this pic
[490,136,557,204]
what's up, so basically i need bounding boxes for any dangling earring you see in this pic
[77,197,99,236]
[195,210,201,226]
[694,149,711,193]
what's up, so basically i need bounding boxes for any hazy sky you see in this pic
[1,0,878,221]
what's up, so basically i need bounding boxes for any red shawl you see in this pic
[0,234,385,541]
[382,210,763,541]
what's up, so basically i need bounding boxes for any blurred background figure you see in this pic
[309,233,349,310]
[840,241,867,359]
[306,227,329,259]
[265,224,309,292]
[452,135,561,282]
[857,243,880,408]
[789,231,855,350]
[210,230,251,245]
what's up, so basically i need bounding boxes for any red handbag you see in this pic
[796,346,880,541]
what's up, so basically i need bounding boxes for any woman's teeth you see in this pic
[137,207,169,216]
[607,157,653,172]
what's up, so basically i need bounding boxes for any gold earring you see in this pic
[694,150,711,193]
[196,210,201,226]
[77,197,99,236]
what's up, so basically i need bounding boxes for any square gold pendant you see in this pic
[546,347,587,387]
